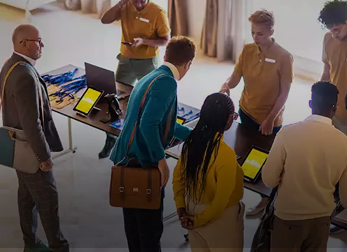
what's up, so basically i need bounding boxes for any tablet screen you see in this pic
[74,88,102,115]
[241,147,268,180]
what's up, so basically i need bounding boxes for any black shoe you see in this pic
[98,136,116,159]
[24,241,51,252]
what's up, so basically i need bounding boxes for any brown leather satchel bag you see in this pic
[109,74,173,210]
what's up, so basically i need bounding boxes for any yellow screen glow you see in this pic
[241,149,268,179]
[176,118,185,124]
[75,88,102,114]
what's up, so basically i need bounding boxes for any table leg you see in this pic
[67,117,75,151]
[53,118,77,159]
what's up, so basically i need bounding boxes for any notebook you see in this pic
[110,119,124,130]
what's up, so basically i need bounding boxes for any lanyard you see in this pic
[185,112,200,123]
[49,77,87,103]
[42,68,80,86]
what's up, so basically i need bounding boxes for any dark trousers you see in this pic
[238,108,282,134]
[239,108,281,200]
[271,216,330,252]
[16,170,69,252]
[122,190,164,252]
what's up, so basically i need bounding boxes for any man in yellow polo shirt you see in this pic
[220,9,294,216]
[318,0,347,235]
[99,0,170,158]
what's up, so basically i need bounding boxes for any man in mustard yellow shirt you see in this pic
[220,10,294,216]
[318,0,347,235]
[99,0,170,158]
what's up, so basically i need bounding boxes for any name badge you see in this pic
[139,17,149,23]
[265,58,276,63]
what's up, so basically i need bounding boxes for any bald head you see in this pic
[12,24,43,60]
[12,24,39,45]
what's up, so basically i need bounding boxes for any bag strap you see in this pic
[123,74,174,160]
[0,61,45,127]
[265,186,278,213]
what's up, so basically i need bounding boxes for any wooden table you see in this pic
[165,120,276,197]
[42,64,133,158]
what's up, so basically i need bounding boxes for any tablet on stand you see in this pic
[73,87,104,117]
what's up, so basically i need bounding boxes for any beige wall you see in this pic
[249,0,327,62]
[152,0,167,11]
[186,0,328,79]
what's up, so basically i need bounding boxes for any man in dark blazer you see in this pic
[0,24,69,252]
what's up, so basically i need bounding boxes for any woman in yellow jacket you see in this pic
[172,93,245,252]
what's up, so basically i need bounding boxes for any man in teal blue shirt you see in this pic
[109,36,196,252]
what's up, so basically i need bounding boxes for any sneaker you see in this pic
[246,198,269,217]
[330,224,345,235]
[98,136,116,159]
[246,204,266,216]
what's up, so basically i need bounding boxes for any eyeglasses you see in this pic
[20,38,42,44]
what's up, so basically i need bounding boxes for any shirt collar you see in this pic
[256,38,276,55]
[131,1,151,14]
[14,52,36,66]
[305,114,332,125]
[163,62,180,80]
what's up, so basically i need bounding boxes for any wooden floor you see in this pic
[0,2,346,251]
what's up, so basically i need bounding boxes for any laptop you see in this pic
[84,62,126,97]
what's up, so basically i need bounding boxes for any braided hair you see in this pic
[180,93,235,204]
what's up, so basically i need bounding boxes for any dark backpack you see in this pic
[250,187,278,252]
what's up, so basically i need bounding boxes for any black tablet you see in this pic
[240,146,269,183]
[176,116,187,125]
[73,87,103,116]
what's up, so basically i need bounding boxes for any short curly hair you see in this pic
[318,0,347,28]
[248,9,275,29]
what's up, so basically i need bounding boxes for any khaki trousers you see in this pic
[271,216,330,252]
[186,201,245,252]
